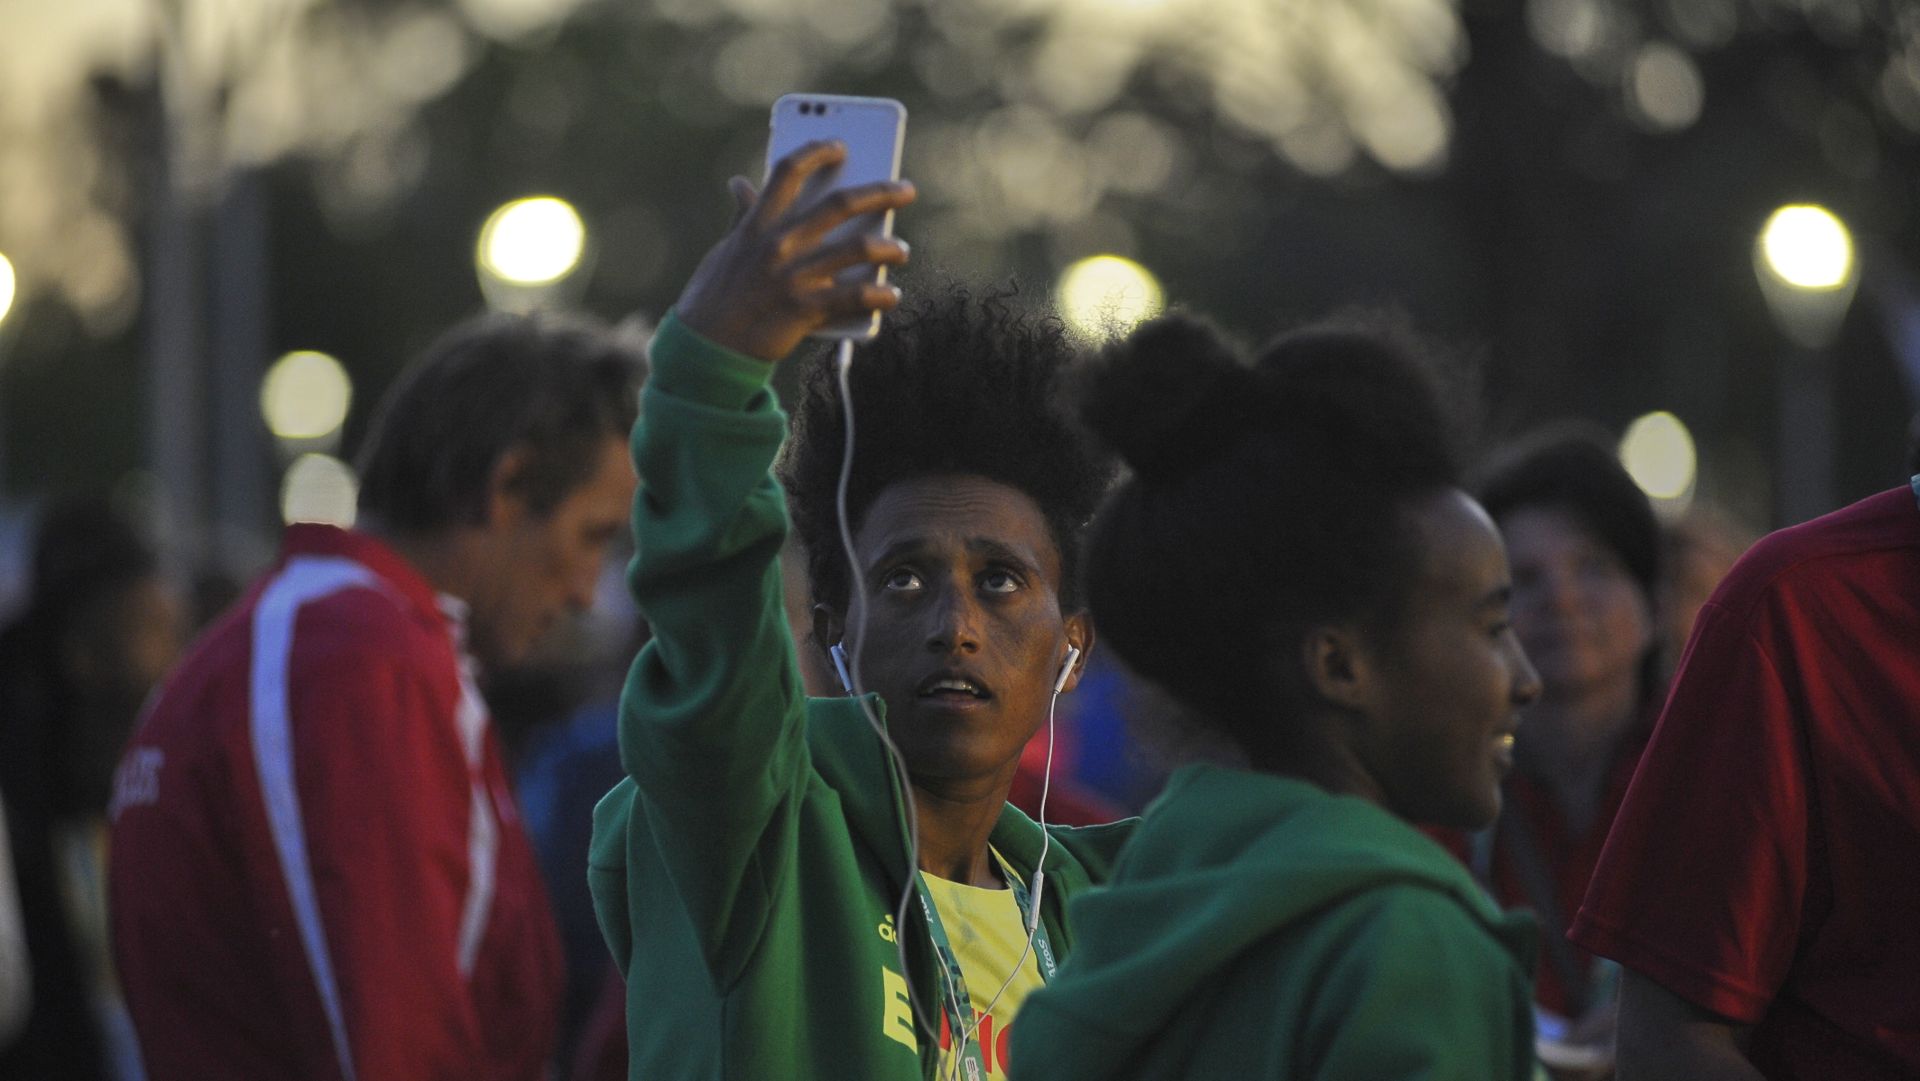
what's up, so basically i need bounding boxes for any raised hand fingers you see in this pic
[753,140,848,228]
[672,144,913,360]
[780,179,917,252]
[790,232,911,281]
[798,279,905,326]
[728,176,759,225]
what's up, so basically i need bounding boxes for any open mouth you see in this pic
[916,672,992,702]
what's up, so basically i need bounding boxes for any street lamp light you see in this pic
[261,350,353,449]
[476,196,589,312]
[1754,203,1857,525]
[1756,205,1856,345]
[1620,410,1698,515]
[0,252,14,491]
[280,453,359,527]
[1056,255,1163,341]
[0,252,15,328]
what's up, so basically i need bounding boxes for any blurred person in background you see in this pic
[108,312,642,1081]
[1571,475,1920,1079]
[0,497,186,1080]
[1010,313,1542,1081]
[1659,506,1751,674]
[1460,429,1666,1078]
[511,589,648,1080]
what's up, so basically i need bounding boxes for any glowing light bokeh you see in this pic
[1619,411,1698,502]
[280,453,360,526]
[1056,255,1163,339]
[0,252,15,327]
[260,350,353,441]
[1629,42,1705,132]
[477,196,586,285]
[1760,205,1854,290]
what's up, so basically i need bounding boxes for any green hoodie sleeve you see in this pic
[603,312,812,984]
[1298,886,1536,1080]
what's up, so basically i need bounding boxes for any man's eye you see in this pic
[882,569,922,591]
[981,570,1021,594]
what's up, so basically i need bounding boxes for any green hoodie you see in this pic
[588,314,1135,1081]
[1009,764,1538,1081]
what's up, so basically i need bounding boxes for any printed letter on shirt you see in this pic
[109,748,164,818]
[882,967,918,1052]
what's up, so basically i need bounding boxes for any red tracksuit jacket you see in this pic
[108,525,562,1081]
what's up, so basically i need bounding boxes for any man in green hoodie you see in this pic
[588,140,1132,1081]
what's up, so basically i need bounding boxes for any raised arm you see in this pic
[604,143,912,976]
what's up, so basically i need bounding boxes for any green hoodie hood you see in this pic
[1011,764,1538,1081]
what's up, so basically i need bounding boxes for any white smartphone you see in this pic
[765,93,907,340]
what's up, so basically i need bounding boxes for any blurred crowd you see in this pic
[7,130,1919,1081]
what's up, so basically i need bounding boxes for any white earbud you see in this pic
[830,642,854,694]
[1052,644,1082,694]
[1031,643,1079,934]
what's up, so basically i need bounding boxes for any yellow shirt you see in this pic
[919,853,1045,1081]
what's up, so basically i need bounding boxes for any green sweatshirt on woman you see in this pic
[587,314,1133,1081]
[1009,763,1539,1081]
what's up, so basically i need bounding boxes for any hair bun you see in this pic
[1250,324,1459,485]
[1079,314,1256,481]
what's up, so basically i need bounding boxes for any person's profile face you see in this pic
[1501,506,1652,704]
[470,436,636,670]
[67,574,186,704]
[1353,490,1542,830]
[827,474,1083,792]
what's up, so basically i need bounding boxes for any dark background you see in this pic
[3,0,1917,587]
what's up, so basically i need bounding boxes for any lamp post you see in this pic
[1754,204,1857,526]
[476,196,589,313]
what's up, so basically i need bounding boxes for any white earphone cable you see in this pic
[832,340,965,1070]
[834,337,1065,1080]
[956,679,1059,1051]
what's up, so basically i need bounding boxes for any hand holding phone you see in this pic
[764,95,907,340]
[672,96,913,362]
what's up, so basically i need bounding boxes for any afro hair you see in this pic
[1078,310,1470,762]
[777,281,1115,614]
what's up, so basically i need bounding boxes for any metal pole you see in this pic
[145,93,208,581]
[1776,344,1834,527]
[209,169,273,576]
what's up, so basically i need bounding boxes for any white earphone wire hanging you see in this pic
[833,338,1070,1080]
[832,339,966,1073]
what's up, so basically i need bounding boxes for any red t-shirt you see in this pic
[109,525,563,1081]
[1570,485,1920,1079]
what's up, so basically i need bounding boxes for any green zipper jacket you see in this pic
[1009,764,1539,1081]
[588,314,1135,1080]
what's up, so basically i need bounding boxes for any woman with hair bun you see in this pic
[1008,314,1544,1080]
